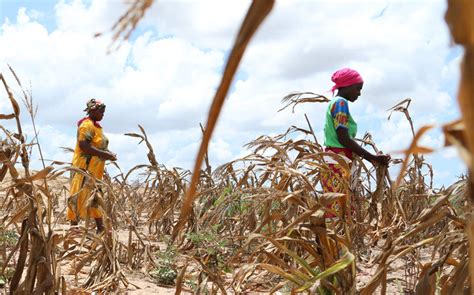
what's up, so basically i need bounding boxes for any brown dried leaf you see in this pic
[172,0,275,240]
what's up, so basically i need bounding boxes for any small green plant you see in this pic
[186,224,229,271]
[225,196,251,217]
[0,226,18,287]
[187,224,228,254]
[0,268,14,288]
[0,227,18,247]
[151,239,178,285]
[213,186,232,207]
[150,266,177,285]
[185,279,197,291]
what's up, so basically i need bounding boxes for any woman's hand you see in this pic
[372,154,391,165]
[80,140,117,161]
[102,151,117,161]
[336,128,391,166]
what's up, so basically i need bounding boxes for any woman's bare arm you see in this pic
[79,140,117,161]
[336,128,390,165]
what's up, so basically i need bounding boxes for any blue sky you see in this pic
[1,0,56,30]
[0,0,466,188]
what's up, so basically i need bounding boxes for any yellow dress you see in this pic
[67,118,109,220]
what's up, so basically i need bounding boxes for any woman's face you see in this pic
[341,83,363,102]
[89,107,105,121]
[347,83,364,102]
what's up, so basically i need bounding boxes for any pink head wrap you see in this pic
[330,68,363,95]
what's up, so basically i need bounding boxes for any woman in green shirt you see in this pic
[321,68,390,218]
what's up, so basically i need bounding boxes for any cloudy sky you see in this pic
[0,0,465,187]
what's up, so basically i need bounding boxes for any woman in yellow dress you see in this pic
[67,99,117,233]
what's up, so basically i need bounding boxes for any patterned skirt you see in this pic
[320,147,353,218]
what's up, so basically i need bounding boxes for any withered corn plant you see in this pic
[445,0,474,293]
[1,69,58,294]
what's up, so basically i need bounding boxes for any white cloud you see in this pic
[442,146,461,159]
[54,0,125,33]
[143,0,250,49]
[0,0,465,187]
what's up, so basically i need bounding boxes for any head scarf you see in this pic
[83,98,106,112]
[78,98,105,127]
[330,68,363,95]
